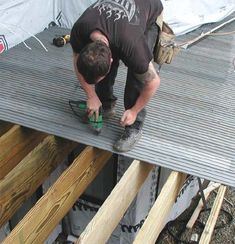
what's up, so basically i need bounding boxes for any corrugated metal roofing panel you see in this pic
[0,17,234,186]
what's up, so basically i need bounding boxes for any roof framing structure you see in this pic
[1,122,226,243]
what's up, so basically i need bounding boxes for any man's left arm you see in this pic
[121,61,160,126]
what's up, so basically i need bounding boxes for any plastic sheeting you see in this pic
[0,0,55,51]
[54,0,96,28]
[0,0,234,52]
[163,0,235,35]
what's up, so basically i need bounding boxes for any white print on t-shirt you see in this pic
[93,0,136,22]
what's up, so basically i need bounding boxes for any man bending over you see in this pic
[70,0,163,152]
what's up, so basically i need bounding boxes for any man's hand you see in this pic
[121,109,137,127]
[87,96,102,120]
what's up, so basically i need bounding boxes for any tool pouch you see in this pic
[154,19,180,65]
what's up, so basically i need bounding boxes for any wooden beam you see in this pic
[0,125,46,179]
[2,146,112,244]
[77,160,154,244]
[0,136,77,227]
[0,121,13,136]
[187,183,220,229]
[134,171,187,244]
[199,185,226,244]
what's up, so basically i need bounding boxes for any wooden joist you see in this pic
[0,136,77,227]
[0,121,13,136]
[133,171,187,244]
[187,182,220,229]
[3,146,112,244]
[0,125,46,179]
[1,122,225,244]
[199,185,227,244]
[77,160,154,244]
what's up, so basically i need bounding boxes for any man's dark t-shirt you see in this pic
[70,0,163,74]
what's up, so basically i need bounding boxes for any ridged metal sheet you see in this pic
[0,17,235,186]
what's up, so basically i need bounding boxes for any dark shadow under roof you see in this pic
[0,16,235,186]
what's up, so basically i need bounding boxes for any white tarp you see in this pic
[54,0,96,29]
[163,0,235,35]
[0,0,234,53]
[0,0,55,52]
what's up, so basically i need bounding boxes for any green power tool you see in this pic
[69,100,103,134]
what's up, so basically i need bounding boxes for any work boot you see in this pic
[113,121,143,152]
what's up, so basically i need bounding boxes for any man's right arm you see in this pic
[73,53,101,119]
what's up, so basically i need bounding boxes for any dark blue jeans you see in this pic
[96,22,159,127]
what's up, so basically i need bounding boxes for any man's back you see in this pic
[70,0,163,73]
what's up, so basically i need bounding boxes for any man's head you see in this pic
[77,41,112,84]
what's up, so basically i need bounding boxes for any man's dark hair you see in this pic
[77,41,112,84]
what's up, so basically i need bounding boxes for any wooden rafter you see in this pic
[77,160,154,244]
[0,136,77,227]
[187,182,220,229]
[199,185,227,244]
[2,146,112,244]
[0,121,13,137]
[0,125,46,179]
[133,171,187,244]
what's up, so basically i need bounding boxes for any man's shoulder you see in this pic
[118,35,152,74]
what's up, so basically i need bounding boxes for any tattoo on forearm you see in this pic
[135,64,157,83]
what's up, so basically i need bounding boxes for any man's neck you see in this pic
[90,30,109,47]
